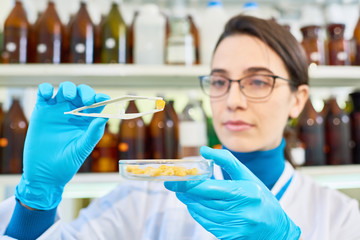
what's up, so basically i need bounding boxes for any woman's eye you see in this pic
[249,78,270,87]
[211,78,227,87]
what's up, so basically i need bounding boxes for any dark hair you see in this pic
[214,15,309,89]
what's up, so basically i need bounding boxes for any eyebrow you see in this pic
[210,67,274,75]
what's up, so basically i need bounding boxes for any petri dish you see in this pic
[119,159,214,181]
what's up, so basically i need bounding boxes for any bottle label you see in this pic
[166,35,195,65]
[179,121,207,146]
[337,51,348,61]
[105,38,116,49]
[37,43,47,54]
[75,43,86,54]
[310,52,320,62]
[6,42,16,52]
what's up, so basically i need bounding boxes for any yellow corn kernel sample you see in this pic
[126,164,199,177]
[155,99,165,110]
[186,168,198,175]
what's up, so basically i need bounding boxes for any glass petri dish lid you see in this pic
[119,159,214,181]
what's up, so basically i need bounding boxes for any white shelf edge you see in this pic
[1,165,360,199]
[0,64,359,88]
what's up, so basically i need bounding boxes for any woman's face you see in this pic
[211,34,308,152]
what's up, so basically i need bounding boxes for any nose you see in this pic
[226,81,247,111]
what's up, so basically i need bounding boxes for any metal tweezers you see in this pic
[64,95,164,119]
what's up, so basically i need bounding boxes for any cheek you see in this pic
[210,99,225,129]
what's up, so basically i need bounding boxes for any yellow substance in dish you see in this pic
[126,165,199,177]
[155,99,166,110]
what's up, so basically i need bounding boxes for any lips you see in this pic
[223,120,253,131]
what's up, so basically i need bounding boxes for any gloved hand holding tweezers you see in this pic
[16,82,164,210]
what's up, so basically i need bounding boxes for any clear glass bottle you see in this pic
[166,0,195,66]
[179,91,207,157]
[101,0,127,63]
[3,0,30,63]
[69,0,94,64]
[34,0,62,63]
[134,4,166,64]
[0,98,28,173]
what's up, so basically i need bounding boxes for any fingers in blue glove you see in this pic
[75,117,108,160]
[165,179,260,201]
[200,146,259,183]
[37,83,54,103]
[76,84,96,106]
[55,81,77,103]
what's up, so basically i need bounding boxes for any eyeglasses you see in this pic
[199,74,293,100]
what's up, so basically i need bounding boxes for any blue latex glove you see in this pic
[15,82,110,210]
[164,146,301,240]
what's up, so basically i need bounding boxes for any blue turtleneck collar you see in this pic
[222,138,286,190]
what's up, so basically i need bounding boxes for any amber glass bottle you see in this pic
[94,15,106,63]
[300,25,324,65]
[91,123,118,172]
[0,103,4,173]
[127,11,138,64]
[163,100,180,159]
[353,14,360,65]
[350,91,360,163]
[3,0,30,63]
[297,99,326,165]
[61,14,75,63]
[27,12,42,63]
[101,0,127,63]
[34,0,62,63]
[327,24,350,65]
[324,97,352,164]
[188,15,200,65]
[69,0,94,63]
[149,103,166,159]
[0,98,28,173]
[118,100,148,159]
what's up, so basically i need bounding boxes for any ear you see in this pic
[289,85,309,119]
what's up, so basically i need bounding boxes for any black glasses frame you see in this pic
[199,74,294,99]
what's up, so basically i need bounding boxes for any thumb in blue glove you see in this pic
[16,82,110,210]
[164,146,301,240]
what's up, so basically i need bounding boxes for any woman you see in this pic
[1,15,359,240]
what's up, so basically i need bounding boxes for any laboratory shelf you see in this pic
[1,165,360,200]
[0,64,360,88]
[298,165,360,190]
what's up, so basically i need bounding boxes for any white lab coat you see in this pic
[0,162,359,240]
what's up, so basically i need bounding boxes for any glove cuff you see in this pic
[283,218,301,240]
[15,175,64,210]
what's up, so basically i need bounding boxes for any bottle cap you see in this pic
[243,1,258,10]
[207,0,223,7]
[139,3,160,15]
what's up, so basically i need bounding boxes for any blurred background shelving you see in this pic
[0,64,360,88]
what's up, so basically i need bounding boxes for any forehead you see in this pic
[211,34,288,77]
